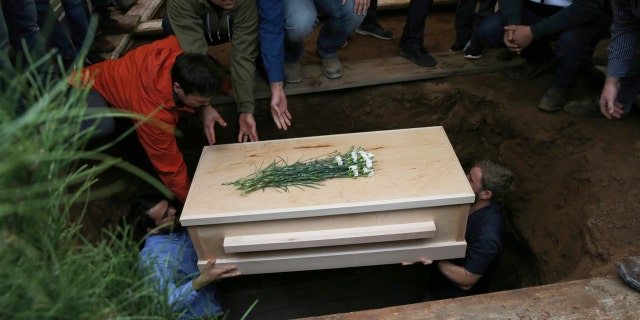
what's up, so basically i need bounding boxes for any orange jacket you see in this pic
[80,36,192,203]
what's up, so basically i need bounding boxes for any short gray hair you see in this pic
[474,160,514,203]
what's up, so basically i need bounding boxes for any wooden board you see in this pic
[181,126,474,274]
[212,50,524,105]
[99,15,140,60]
[124,0,164,21]
[299,276,640,320]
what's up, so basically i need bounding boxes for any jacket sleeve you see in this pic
[498,0,525,26]
[530,0,605,38]
[135,116,191,203]
[230,0,260,114]
[607,0,640,78]
[166,0,209,55]
[257,0,285,84]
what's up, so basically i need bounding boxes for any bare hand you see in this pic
[504,25,533,54]
[238,113,258,143]
[202,106,227,145]
[402,257,433,266]
[192,258,241,291]
[600,77,624,119]
[344,0,370,16]
[270,82,292,130]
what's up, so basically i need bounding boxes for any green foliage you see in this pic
[0,48,175,319]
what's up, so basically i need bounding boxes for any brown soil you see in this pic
[83,4,640,318]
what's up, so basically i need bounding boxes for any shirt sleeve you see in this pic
[257,0,285,84]
[462,234,503,275]
[607,0,640,78]
[135,116,191,203]
[167,0,210,55]
[230,0,260,114]
[530,0,605,38]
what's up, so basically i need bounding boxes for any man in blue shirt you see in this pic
[135,195,241,319]
[407,160,514,300]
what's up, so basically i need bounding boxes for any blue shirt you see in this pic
[139,231,222,319]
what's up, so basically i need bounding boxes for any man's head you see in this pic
[467,160,514,204]
[132,194,182,235]
[171,53,223,108]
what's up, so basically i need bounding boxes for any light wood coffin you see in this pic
[181,126,474,274]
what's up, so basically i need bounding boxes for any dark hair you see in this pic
[131,194,168,230]
[474,160,514,204]
[170,53,223,97]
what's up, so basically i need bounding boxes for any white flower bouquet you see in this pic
[223,146,375,195]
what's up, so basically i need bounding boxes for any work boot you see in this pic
[321,56,343,79]
[284,61,302,84]
[507,60,553,80]
[617,256,640,292]
[102,18,136,35]
[563,98,603,117]
[538,87,569,112]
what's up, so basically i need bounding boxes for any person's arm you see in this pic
[191,258,241,291]
[230,0,260,136]
[135,115,190,203]
[202,105,227,145]
[607,0,640,79]
[436,260,483,291]
[166,0,209,54]
[530,0,605,38]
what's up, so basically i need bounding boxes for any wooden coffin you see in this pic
[181,126,474,274]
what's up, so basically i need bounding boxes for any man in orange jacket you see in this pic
[72,36,225,203]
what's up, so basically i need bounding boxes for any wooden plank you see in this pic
[99,15,140,60]
[212,50,524,105]
[211,240,467,274]
[182,127,474,225]
[223,221,436,253]
[134,19,164,36]
[125,0,164,21]
[299,276,640,320]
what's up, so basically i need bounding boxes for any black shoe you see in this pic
[356,23,394,40]
[463,42,485,60]
[449,40,470,52]
[400,44,436,67]
[538,87,570,112]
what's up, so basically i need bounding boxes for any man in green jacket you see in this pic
[163,0,291,143]
[475,0,611,112]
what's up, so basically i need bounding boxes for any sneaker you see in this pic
[400,44,437,67]
[538,87,569,112]
[618,256,640,292]
[463,42,486,60]
[340,38,349,49]
[284,61,302,84]
[562,98,604,117]
[449,40,470,52]
[506,60,553,80]
[356,23,394,40]
[496,48,518,61]
[321,56,343,79]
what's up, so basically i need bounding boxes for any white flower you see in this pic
[365,159,372,168]
[351,151,357,162]
[368,170,374,177]
[335,155,343,166]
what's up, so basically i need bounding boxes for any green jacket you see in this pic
[167,0,259,114]
[499,0,605,38]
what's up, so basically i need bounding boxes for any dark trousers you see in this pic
[453,0,496,47]
[401,0,434,50]
[476,4,611,89]
[362,0,378,26]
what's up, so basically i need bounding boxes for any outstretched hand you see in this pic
[270,82,292,130]
[238,113,258,143]
[600,77,625,119]
[402,257,433,266]
[202,106,227,145]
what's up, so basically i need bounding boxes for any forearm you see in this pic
[437,260,481,291]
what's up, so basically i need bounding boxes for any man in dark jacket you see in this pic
[476,0,611,113]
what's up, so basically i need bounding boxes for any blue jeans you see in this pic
[284,0,364,61]
[1,0,45,60]
[453,0,496,47]
[35,0,77,62]
[476,4,610,89]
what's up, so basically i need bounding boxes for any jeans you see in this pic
[84,90,115,139]
[61,0,91,52]
[35,0,77,62]
[284,0,364,61]
[453,0,496,47]
[400,0,434,51]
[1,0,45,61]
[362,0,378,26]
[476,5,611,89]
